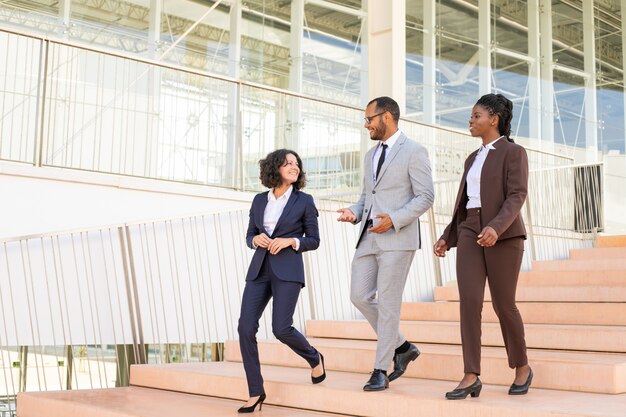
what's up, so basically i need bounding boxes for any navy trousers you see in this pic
[238,258,320,397]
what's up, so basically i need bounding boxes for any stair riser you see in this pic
[569,248,626,260]
[434,286,626,302]
[532,259,626,271]
[596,236,626,248]
[400,302,626,326]
[305,321,626,353]
[518,270,626,286]
[224,340,626,394]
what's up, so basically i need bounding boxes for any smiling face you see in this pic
[469,104,499,138]
[364,102,388,141]
[279,153,301,186]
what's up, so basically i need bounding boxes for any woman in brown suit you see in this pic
[433,93,532,399]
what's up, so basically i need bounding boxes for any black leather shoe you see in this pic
[238,394,266,413]
[311,352,326,384]
[445,378,482,400]
[509,368,533,395]
[388,343,420,382]
[363,369,389,391]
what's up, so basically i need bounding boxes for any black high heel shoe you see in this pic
[509,368,533,395]
[311,352,326,384]
[445,378,482,400]
[238,394,266,413]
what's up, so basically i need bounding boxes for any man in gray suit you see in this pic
[337,96,435,391]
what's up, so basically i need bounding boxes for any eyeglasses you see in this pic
[363,112,385,124]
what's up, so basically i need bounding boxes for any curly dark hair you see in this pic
[475,93,515,143]
[259,149,306,190]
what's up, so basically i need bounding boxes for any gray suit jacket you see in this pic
[349,132,435,250]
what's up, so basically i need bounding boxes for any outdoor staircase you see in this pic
[17,236,626,416]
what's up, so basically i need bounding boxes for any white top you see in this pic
[466,136,503,209]
[372,129,401,182]
[261,185,299,250]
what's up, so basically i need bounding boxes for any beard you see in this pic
[369,124,386,141]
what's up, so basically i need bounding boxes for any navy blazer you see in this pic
[245,189,320,285]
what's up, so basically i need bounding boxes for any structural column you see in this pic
[539,0,554,143]
[146,0,163,178]
[623,0,626,153]
[582,0,598,152]
[478,0,491,95]
[367,0,406,113]
[527,0,541,143]
[288,0,304,151]
[227,0,242,188]
[422,0,436,125]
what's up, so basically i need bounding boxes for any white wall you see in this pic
[0,161,252,240]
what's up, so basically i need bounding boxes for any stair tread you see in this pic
[17,386,341,417]
[129,361,626,417]
[251,337,626,364]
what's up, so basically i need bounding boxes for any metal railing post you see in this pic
[427,208,443,287]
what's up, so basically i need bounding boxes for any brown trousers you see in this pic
[456,208,528,375]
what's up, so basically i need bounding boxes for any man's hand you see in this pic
[252,233,272,248]
[337,208,357,223]
[477,226,498,247]
[368,214,393,234]
[433,239,448,257]
[268,237,296,255]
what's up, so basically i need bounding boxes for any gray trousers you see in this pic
[350,232,415,370]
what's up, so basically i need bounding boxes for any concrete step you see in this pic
[305,320,626,353]
[532,258,626,271]
[223,338,626,394]
[569,247,626,260]
[400,302,626,326]
[17,386,341,417]
[434,285,626,302]
[518,270,626,286]
[597,235,626,248]
[129,361,626,417]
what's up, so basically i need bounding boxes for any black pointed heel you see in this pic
[238,394,266,413]
[445,378,482,400]
[509,368,533,395]
[312,352,326,384]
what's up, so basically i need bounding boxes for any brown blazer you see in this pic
[440,139,528,248]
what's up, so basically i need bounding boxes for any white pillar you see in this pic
[623,0,626,154]
[227,0,242,188]
[539,0,554,143]
[148,0,163,57]
[583,0,598,152]
[367,0,406,113]
[527,0,541,143]
[288,0,304,151]
[59,0,71,37]
[478,0,491,95]
[422,0,436,124]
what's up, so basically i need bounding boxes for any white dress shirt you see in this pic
[259,185,300,250]
[466,136,503,209]
[372,129,402,183]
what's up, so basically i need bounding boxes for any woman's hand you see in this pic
[477,226,498,247]
[252,233,272,249]
[433,239,448,257]
[268,237,296,255]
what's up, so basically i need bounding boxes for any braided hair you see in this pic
[475,93,515,143]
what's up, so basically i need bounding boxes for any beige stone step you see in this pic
[223,338,626,394]
[518,270,626,286]
[129,361,626,417]
[532,258,626,271]
[17,386,341,417]
[400,302,626,326]
[569,247,626,260]
[597,235,626,248]
[305,320,626,353]
[434,285,626,302]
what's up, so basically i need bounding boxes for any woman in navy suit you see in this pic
[237,149,325,413]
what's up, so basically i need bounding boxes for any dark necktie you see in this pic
[376,143,388,180]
